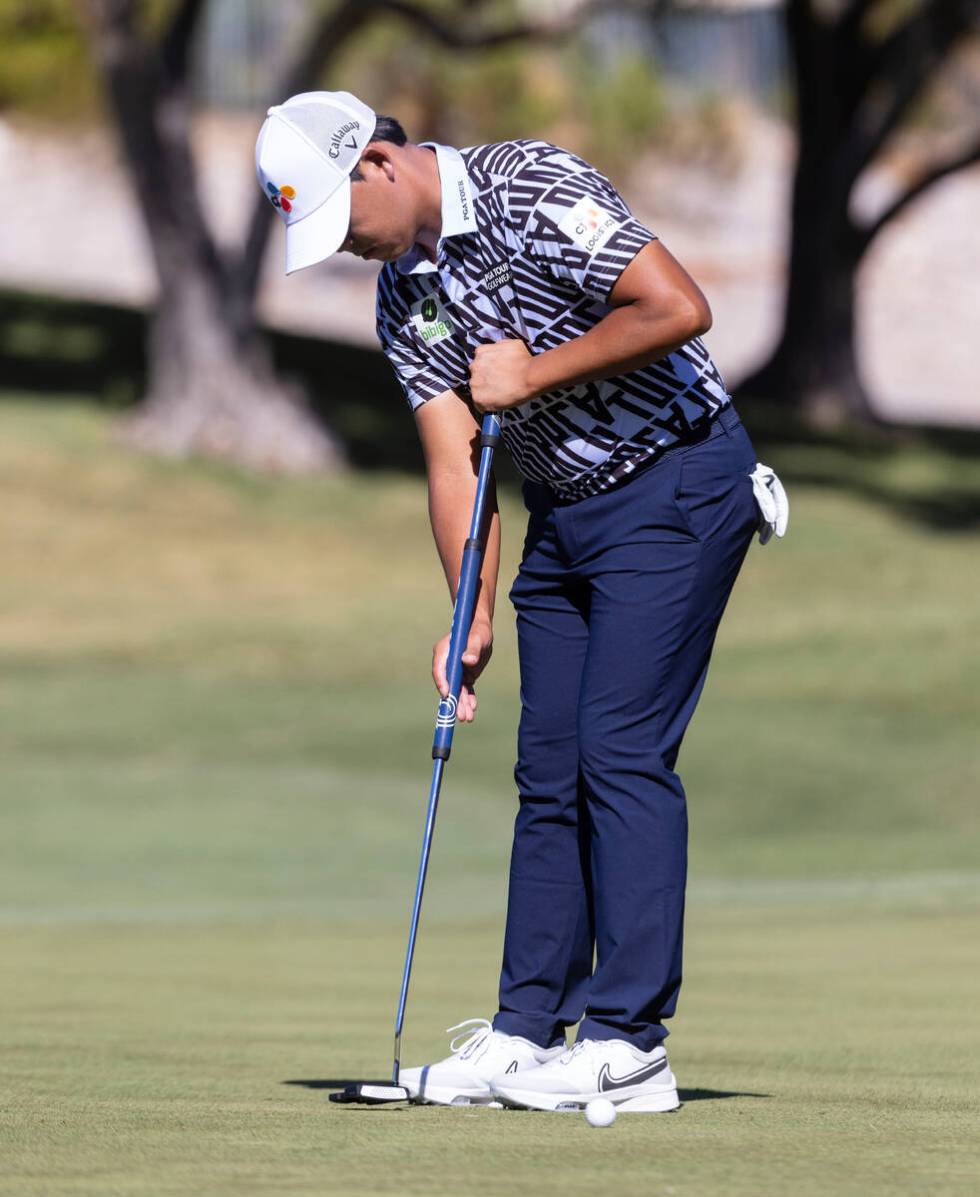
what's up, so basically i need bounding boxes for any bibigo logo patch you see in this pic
[411,293,455,347]
[558,196,619,255]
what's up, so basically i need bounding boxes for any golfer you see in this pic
[256,91,786,1113]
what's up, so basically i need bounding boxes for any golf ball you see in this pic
[585,1098,617,1127]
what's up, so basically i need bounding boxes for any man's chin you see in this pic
[363,245,393,263]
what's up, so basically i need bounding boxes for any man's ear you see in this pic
[359,144,396,182]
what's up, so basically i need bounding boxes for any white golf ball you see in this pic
[585,1098,617,1127]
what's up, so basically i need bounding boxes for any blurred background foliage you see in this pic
[0,0,736,177]
[0,0,96,120]
[335,28,674,178]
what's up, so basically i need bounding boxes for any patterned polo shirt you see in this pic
[375,139,731,501]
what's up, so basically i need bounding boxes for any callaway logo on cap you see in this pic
[255,90,377,275]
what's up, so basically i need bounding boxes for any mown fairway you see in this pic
[1,398,978,1196]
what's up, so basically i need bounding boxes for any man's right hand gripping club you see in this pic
[432,616,493,724]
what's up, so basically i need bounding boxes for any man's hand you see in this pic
[432,616,493,724]
[469,340,536,413]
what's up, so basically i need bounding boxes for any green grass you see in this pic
[1,396,979,1195]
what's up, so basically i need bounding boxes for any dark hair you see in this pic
[351,114,408,181]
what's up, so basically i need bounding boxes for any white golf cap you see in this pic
[255,90,377,275]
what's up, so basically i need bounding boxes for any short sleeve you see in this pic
[507,147,657,303]
[375,280,457,412]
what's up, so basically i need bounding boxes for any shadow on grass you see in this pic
[0,289,421,475]
[2,289,977,526]
[736,396,980,531]
[284,1080,770,1104]
[284,1078,391,1090]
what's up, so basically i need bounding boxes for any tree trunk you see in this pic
[737,0,980,429]
[84,5,343,473]
[739,158,873,428]
[738,0,873,426]
[124,249,342,472]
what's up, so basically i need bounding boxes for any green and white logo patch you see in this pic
[411,293,455,347]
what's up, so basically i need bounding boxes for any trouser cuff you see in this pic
[492,1011,566,1049]
[576,1017,668,1053]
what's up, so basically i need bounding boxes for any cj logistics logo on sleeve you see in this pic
[558,196,619,255]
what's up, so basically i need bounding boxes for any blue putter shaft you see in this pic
[392,412,501,1085]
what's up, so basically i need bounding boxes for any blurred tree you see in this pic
[72,0,577,471]
[738,0,980,425]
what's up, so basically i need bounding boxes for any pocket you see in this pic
[673,434,757,544]
[728,421,760,475]
[670,454,699,541]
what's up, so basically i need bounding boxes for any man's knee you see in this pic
[515,713,579,805]
[577,722,678,799]
[514,753,581,820]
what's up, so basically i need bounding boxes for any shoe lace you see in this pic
[445,1017,495,1061]
[559,1039,596,1069]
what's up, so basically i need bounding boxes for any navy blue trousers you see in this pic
[492,405,759,1051]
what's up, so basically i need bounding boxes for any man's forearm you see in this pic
[468,241,713,414]
[427,470,500,626]
[526,298,707,399]
[524,240,712,399]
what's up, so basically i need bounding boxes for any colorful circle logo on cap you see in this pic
[266,181,297,215]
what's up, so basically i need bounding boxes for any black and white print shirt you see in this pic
[376,139,731,501]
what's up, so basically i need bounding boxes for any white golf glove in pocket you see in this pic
[748,463,789,545]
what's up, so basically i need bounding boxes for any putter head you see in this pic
[329,1083,411,1105]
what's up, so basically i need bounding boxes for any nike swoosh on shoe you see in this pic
[597,1057,669,1093]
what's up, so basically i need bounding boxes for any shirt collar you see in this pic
[396,142,477,276]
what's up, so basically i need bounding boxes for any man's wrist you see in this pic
[472,609,494,632]
[524,351,550,402]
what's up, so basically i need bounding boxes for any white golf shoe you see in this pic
[399,1018,566,1106]
[490,1037,680,1112]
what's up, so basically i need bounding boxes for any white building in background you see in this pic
[580,0,788,105]
[193,0,309,109]
[517,0,788,105]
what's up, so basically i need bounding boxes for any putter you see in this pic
[331,412,502,1105]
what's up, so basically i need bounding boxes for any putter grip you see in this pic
[431,414,499,760]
